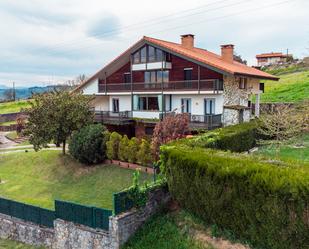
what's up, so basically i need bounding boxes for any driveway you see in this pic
[0,132,17,149]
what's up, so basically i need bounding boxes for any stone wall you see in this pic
[0,188,170,249]
[0,213,54,248]
[223,75,249,106]
[110,188,170,248]
[222,108,239,126]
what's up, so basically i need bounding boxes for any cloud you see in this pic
[87,14,121,40]
[0,0,308,87]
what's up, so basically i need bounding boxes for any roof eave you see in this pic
[234,72,279,81]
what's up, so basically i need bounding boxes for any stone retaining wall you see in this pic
[0,213,54,248]
[0,188,170,249]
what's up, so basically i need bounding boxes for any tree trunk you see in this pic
[62,140,66,155]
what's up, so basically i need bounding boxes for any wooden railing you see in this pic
[98,79,223,93]
[159,112,222,129]
[94,111,133,124]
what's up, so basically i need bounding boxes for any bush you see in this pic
[118,135,130,161]
[160,145,309,249]
[127,137,140,163]
[106,132,122,160]
[177,121,259,152]
[69,124,108,164]
[137,139,152,166]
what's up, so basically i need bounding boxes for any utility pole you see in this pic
[13,82,16,101]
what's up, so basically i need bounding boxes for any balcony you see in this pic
[159,112,222,129]
[98,79,223,93]
[94,111,134,125]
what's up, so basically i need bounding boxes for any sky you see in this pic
[0,0,308,87]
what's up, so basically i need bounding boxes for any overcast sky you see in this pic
[0,0,308,87]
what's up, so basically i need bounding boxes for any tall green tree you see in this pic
[25,91,93,154]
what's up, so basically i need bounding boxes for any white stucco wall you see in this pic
[109,95,132,112]
[82,79,98,94]
[170,94,224,115]
[91,96,109,111]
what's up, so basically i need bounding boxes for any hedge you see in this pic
[176,121,259,152]
[160,145,309,249]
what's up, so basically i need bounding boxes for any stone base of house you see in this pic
[222,105,251,126]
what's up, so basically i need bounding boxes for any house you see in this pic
[75,34,278,137]
[256,52,289,66]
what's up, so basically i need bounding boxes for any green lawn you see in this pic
[124,211,214,249]
[0,150,152,210]
[0,99,32,114]
[260,71,309,103]
[0,239,44,249]
[255,133,309,163]
[0,120,16,126]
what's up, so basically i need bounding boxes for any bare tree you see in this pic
[258,104,302,156]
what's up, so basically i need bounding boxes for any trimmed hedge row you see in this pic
[177,121,259,152]
[160,145,309,249]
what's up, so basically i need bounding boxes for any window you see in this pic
[204,98,215,115]
[124,73,131,83]
[132,45,166,64]
[181,98,191,113]
[144,70,169,83]
[140,46,147,63]
[133,51,140,63]
[239,77,248,89]
[184,68,193,80]
[134,96,160,111]
[112,98,119,113]
[148,46,156,62]
[145,127,154,135]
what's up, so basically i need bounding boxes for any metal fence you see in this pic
[0,197,55,228]
[55,200,112,230]
[113,191,134,215]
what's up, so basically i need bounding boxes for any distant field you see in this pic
[260,71,309,103]
[0,99,32,114]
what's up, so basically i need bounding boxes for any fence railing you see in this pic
[0,197,112,230]
[98,79,223,93]
[55,200,112,230]
[0,197,55,228]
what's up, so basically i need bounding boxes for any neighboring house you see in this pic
[75,34,278,137]
[256,52,290,66]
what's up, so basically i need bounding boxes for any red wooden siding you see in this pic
[104,54,223,84]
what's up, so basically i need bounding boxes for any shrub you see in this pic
[160,145,309,249]
[69,124,108,164]
[118,135,130,161]
[176,121,259,152]
[127,137,140,163]
[106,132,122,160]
[137,139,152,166]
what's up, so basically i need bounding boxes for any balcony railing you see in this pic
[159,112,222,129]
[94,111,133,125]
[98,79,223,93]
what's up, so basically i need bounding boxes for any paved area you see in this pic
[0,132,17,149]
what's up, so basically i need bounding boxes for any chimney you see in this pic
[181,34,194,49]
[221,44,234,63]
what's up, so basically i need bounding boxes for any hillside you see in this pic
[260,69,309,103]
[0,99,32,114]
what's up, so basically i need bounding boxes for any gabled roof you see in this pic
[74,36,278,92]
[256,52,287,58]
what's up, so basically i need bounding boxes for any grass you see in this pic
[0,239,44,249]
[255,133,309,163]
[123,210,214,249]
[260,71,309,103]
[0,121,16,126]
[0,99,32,114]
[0,150,152,210]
